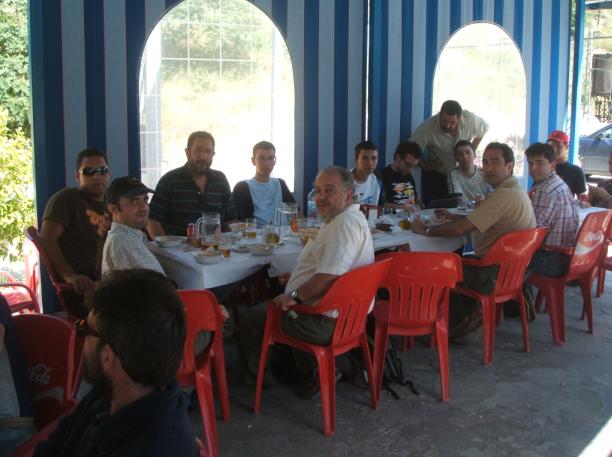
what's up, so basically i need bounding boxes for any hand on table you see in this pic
[65,274,94,295]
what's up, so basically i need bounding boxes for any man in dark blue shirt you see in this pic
[148,131,237,237]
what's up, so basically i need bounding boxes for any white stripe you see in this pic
[288,0,305,200]
[386,2,402,160]
[411,1,427,129]
[503,0,515,42]
[557,0,571,128]
[482,0,494,22]
[105,0,128,176]
[145,0,165,36]
[318,1,334,170]
[438,0,451,43]
[538,0,553,137]
[346,0,364,167]
[461,0,473,24]
[522,0,534,142]
[61,0,87,180]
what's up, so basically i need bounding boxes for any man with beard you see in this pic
[33,269,195,457]
[40,148,112,316]
[147,130,237,237]
[411,100,489,204]
[101,176,163,275]
[238,166,374,398]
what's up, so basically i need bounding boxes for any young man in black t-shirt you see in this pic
[380,141,421,209]
[547,130,588,199]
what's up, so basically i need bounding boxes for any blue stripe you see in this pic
[303,0,319,192]
[514,0,523,49]
[125,0,146,178]
[368,0,388,153]
[83,0,106,151]
[547,0,560,134]
[271,0,288,38]
[450,0,461,33]
[30,0,65,219]
[569,0,585,163]
[473,0,484,20]
[165,0,181,9]
[334,0,349,167]
[400,0,414,138]
[423,0,437,119]
[529,0,542,144]
[361,0,368,137]
[494,0,504,25]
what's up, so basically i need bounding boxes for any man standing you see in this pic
[351,141,386,206]
[547,130,588,199]
[380,141,421,208]
[238,166,374,396]
[34,269,195,457]
[101,176,164,276]
[525,143,579,277]
[411,142,535,336]
[447,140,488,201]
[40,148,112,315]
[232,141,296,225]
[148,130,237,237]
[410,100,489,204]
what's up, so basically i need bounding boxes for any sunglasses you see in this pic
[80,166,110,176]
[74,318,102,338]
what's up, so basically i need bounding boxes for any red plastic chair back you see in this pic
[567,210,612,279]
[478,227,548,301]
[375,251,463,326]
[318,260,393,352]
[13,313,77,429]
[0,271,40,314]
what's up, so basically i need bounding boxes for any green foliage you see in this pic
[0,109,34,261]
[0,0,30,136]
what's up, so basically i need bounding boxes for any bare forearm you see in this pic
[295,273,338,304]
[147,219,166,238]
[40,237,76,280]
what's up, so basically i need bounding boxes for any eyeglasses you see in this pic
[74,318,102,338]
[80,167,110,176]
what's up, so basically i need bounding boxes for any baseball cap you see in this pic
[547,130,569,144]
[106,176,154,204]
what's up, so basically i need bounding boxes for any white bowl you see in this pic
[155,236,186,248]
[229,222,245,233]
[249,243,274,256]
[232,243,251,253]
[192,251,222,265]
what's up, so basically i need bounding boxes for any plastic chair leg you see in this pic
[481,298,496,365]
[317,351,336,436]
[359,335,377,410]
[253,329,272,414]
[435,320,450,401]
[545,286,566,345]
[517,294,530,353]
[579,277,594,334]
[195,369,219,457]
[596,266,605,297]
[372,322,389,408]
[211,347,230,421]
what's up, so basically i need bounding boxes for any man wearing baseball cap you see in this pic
[101,176,165,276]
[547,130,588,198]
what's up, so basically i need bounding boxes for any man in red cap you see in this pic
[546,130,588,199]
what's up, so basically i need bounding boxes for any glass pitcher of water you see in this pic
[275,202,297,240]
[195,212,221,243]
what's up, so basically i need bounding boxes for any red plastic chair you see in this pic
[595,215,612,297]
[0,271,40,314]
[176,289,229,457]
[254,259,392,436]
[528,210,612,345]
[25,226,81,320]
[372,252,462,404]
[13,313,80,429]
[453,227,548,364]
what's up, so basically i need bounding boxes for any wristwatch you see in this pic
[289,289,303,304]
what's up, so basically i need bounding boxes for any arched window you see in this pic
[139,0,295,190]
[433,22,527,182]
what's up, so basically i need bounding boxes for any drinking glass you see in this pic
[204,212,221,241]
[245,217,257,239]
[407,205,421,222]
[457,196,467,210]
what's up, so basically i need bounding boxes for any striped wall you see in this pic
[30,0,572,219]
[368,0,572,165]
[29,0,367,218]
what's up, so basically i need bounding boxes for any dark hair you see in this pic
[440,100,462,117]
[87,269,186,388]
[186,131,215,150]
[354,140,378,159]
[484,142,515,164]
[252,141,276,156]
[525,142,555,163]
[454,140,475,156]
[394,141,421,160]
[75,148,107,170]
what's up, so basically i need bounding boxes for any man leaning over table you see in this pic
[411,142,536,339]
[147,130,237,238]
[238,166,374,398]
[101,176,165,276]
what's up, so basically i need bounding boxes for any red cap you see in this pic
[547,130,569,144]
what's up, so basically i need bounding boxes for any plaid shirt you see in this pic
[531,172,579,247]
[149,165,237,236]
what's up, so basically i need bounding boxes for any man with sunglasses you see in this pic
[380,141,422,208]
[34,269,195,457]
[40,149,111,314]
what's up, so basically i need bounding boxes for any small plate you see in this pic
[232,244,251,253]
[192,251,222,265]
[155,236,186,248]
[249,243,274,256]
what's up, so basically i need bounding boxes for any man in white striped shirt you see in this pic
[101,177,165,276]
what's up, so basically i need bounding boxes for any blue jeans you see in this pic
[528,249,570,278]
[0,424,36,457]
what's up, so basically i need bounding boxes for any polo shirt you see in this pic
[149,165,237,236]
